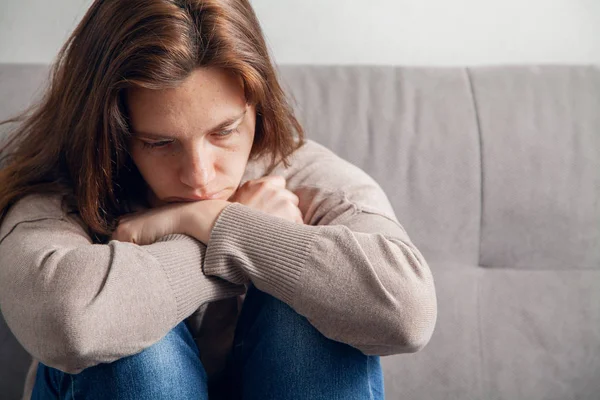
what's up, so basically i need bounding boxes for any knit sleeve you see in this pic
[203,181,438,356]
[0,194,245,374]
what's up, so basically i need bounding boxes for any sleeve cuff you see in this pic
[144,233,246,321]
[204,203,319,305]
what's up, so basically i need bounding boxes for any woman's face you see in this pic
[125,67,256,208]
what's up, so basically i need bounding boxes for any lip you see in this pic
[169,190,224,202]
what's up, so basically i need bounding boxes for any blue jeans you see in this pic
[32,283,384,399]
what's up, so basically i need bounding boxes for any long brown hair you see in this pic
[0,0,304,242]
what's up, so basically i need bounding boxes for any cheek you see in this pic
[131,149,177,189]
[216,145,251,173]
[131,148,153,175]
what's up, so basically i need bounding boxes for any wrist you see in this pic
[182,200,231,243]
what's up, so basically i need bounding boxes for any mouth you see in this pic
[167,190,225,202]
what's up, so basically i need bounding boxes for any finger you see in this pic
[295,210,304,224]
[284,191,300,206]
[262,175,286,188]
[111,230,124,242]
[112,227,135,244]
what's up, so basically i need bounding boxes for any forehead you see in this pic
[125,67,246,129]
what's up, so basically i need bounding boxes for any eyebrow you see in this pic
[131,109,247,140]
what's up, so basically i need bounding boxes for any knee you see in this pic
[241,283,307,334]
[100,321,205,383]
[118,321,199,367]
[233,285,384,399]
[239,284,354,358]
[56,321,208,399]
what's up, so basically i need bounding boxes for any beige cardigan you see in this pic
[0,139,438,399]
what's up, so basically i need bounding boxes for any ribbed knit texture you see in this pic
[204,203,319,305]
[147,233,247,321]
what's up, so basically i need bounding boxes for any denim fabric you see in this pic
[32,284,384,399]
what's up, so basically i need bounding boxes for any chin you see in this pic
[147,193,169,208]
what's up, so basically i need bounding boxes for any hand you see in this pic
[180,199,231,244]
[228,175,303,224]
[111,202,189,245]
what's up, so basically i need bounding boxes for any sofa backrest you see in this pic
[1,64,599,271]
[276,65,600,272]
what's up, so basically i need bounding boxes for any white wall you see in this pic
[1,0,599,66]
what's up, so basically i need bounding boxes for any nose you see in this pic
[180,142,216,190]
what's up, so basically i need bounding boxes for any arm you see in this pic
[0,194,245,374]
[202,185,438,355]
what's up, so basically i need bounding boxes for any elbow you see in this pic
[358,295,437,356]
[392,289,438,354]
[19,322,90,375]
[382,274,438,354]
[399,325,435,354]
[39,298,99,374]
[0,292,92,375]
[41,354,88,376]
[358,310,436,356]
[381,312,437,355]
[389,242,438,353]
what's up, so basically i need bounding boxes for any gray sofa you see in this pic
[1,63,599,400]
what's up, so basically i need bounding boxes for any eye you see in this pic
[213,128,239,139]
[141,140,174,149]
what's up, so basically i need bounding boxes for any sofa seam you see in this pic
[465,66,486,400]
[465,67,484,269]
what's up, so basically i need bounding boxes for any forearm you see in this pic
[0,215,245,374]
[203,202,438,355]
[181,200,232,244]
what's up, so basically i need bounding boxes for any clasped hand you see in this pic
[111,176,303,245]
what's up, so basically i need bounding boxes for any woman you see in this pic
[0,0,438,399]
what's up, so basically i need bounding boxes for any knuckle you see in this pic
[267,175,286,186]
[116,225,134,241]
[291,193,300,204]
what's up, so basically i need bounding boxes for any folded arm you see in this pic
[203,188,438,355]
[0,195,245,374]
